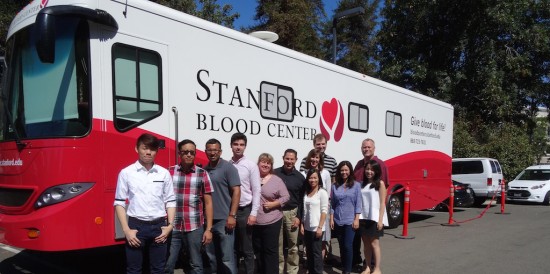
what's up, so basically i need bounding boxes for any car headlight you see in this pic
[35,182,94,208]
[531,183,546,190]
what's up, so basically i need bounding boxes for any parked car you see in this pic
[452,158,504,206]
[507,165,550,205]
[432,180,475,211]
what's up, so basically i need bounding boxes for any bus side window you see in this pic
[386,111,402,137]
[112,43,162,132]
[348,102,369,133]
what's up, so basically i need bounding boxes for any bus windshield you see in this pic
[0,17,90,141]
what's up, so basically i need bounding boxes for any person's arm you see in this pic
[377,181,388,231]
[226,185,241,230]
[316,189,329,238]
[353,183,362,229]
[330,185,335,230]
[203,193,213,244]
[248,163,262,225]
[156,174,176,243]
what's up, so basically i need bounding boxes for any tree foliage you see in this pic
[250,0,326,58]
[322,0,380,75]
[156,0,239,28]
[0,1,27,56]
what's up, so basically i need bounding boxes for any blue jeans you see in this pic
[335,224,356,272]
[126,218,167,274]
[206,219,236,274]
[165,227,205,274]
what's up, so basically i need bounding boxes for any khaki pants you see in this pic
[279,208,300,274]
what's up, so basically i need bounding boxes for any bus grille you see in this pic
[0,187,34,207]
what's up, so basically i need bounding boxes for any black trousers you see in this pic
[303,230,323,274]
[253,219,282,274]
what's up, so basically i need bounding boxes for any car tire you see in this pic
[542,192,550,206]
[386,192,403,228]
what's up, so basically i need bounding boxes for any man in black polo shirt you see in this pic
[274,149,305,274]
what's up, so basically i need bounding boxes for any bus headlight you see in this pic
[35,182,94,208]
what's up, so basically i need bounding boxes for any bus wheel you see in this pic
[387,193,403,228]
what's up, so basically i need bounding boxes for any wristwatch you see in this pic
[230,214,237,219]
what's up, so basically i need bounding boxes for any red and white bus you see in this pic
[0,0,453,251]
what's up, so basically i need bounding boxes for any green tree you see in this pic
[0,1,27,56]
[156,0,239,28]
[251,0,326,58]
[378,0,550,173]
[323,0,380,74]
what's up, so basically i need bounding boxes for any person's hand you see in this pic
[330,219,335,230]
[352,219,360,230]
[155,225,172,243]
[315,227,323,238]
[226,216,236,230]
[291,217,300,229]
[377,222,383,231]
[247,215,257,225]
[125,229,141,247]
[300,225,304,236]
[202,230,213,245]
[263,201,277,211]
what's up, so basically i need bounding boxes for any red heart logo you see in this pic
[40,0,49,8]
[319,98,344,142]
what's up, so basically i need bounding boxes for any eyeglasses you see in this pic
[179,150,196,156]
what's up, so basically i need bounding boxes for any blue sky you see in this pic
[216,1,339,29]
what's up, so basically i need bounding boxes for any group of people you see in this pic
[114,133,389,274]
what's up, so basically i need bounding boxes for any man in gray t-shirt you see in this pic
[204,138,241,274]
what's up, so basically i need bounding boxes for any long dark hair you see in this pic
[362,160,382,190]
[305,168,323,194]
[335,161,355,188]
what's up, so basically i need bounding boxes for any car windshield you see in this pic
[0,17,90,141]
[516,169,550,181]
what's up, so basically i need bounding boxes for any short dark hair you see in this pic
[230,132,247,145]
[178,139,196,150]
[313,133,327,144]
[283,148,298,158]
[205,138,221,148]
[136,133,160,150]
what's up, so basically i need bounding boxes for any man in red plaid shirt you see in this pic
[165,139,214,274]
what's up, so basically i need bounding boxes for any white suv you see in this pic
[452,158,504,206]
[507,165,550,205]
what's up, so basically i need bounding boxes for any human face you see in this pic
[136,143,157,168]
[340,165,350,181]
[314,138,327,153]
[178,143,196,167]
[231,139,246,158]
[258,160,272,177]
[365,164,375,180]
[308,172,319,190]
[310,155,320,168]
[282,152,297,171]
[205,143,222,164]
[361,140,375,159]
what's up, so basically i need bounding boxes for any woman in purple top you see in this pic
[330,161,362,274]
[253,153,290,274]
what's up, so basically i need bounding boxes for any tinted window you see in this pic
[452,161,483,174]
[112,44,162,131]
[490,161,497,173]
[517,169,550,181]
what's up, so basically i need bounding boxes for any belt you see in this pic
[128,216,165,225]
[238,203,252,210]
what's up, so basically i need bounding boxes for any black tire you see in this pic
[386,193,403,228]
[542,192,550,206]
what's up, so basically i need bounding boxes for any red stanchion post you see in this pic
[442,181,459,226]
[495,179,510,215]
[396,183,415,239]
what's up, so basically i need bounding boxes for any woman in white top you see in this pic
[359,160,388,274]
[300,168,329,274]
[301,149,332,259]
